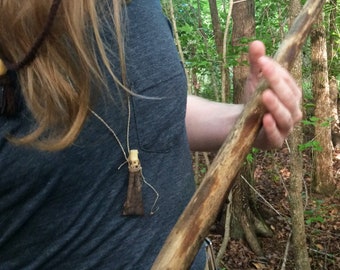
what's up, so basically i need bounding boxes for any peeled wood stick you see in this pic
[151,0,326,269]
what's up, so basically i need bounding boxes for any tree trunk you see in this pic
[220,0,233,103]
[208,0,223,57]
[327,0,340,151]
[197,0,220,101]
[311,12,336,195]
[226,0,272,258]
[327,0,337,71]
[229,172,273,257]
[287,2,311,269]
[289,126,311,270]
[232,0,255,103]
[208,0,230,102]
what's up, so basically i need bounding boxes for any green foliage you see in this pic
[301,116,320,127]
[304,199,326,225]
[255,1,289,57]
[200,166,207,175]
[299,115,334,152]
[301,116,333,128]
[165,0,339,104]
[246,147,260,164]
[305,214,325,225]
[166,0,314,99]
[299,140,323,152]
[167,1,223,98]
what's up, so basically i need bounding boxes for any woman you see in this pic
[0,0,301,269]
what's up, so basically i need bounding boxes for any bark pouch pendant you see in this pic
[122,150,144,216]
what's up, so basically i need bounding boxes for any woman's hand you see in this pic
[245,41,303,149]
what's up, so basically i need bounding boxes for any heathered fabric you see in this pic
[0,1,205,269]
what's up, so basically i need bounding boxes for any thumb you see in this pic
[248,40,266,78]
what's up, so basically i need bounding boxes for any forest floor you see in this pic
[194,146,340,270]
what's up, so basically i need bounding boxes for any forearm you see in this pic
[185,42,302,153]
[185,95,244,152]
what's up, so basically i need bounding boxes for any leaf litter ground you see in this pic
[194,147,340,270]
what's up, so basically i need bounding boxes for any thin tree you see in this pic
[220,0,233,103]
[287,0,311,268]
[196,0,220,101]
[327,0,338,70]
[208,0,230,102]
[228,0,273,258]
[328,0,340,150]
[208,0,223,57]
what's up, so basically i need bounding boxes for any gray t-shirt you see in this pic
[0,1,205,269]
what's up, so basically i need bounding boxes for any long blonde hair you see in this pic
[0,0,127,151]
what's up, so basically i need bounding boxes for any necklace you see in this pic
[89,97,159,216]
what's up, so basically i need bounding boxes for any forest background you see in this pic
[161,0,340,269]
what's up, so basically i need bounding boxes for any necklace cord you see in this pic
[126,96,131,153]
[4,0,62,71]
[0,0,63,116]
[89,109,129,162]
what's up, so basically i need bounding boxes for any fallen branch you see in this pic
[151,0,326,269]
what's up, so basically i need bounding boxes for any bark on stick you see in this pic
[151,0,326,269]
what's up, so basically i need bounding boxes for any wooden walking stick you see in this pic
[151,0,326,269]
